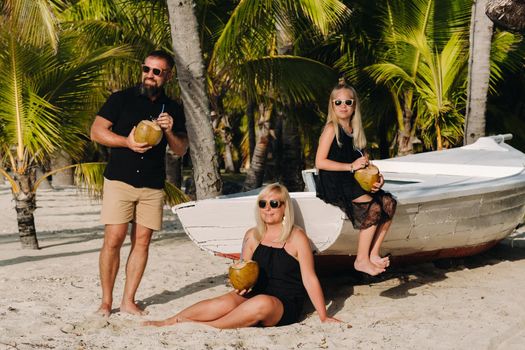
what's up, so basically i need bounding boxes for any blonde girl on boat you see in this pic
[315,81,397,276]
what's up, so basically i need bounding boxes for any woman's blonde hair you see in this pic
[326,82,366,150]
[254,183,295,243]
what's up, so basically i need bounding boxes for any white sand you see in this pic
[1,185,524,350]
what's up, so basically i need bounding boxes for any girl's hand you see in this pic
[370,173,384,193]
[352,156,368,171]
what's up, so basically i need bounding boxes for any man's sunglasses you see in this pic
[333,99,354,107]
[142,64,168,76]
[258,199,284,209]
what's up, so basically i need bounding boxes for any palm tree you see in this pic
[166,0,223,199]
[464,0,494,145]
[0,0,132,249]
[358,0,471,152]
[209,0,349,190]
[367,31,469,150]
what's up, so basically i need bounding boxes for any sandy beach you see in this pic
[1,185,524,350]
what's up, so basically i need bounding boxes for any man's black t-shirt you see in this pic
[98,86,186,189]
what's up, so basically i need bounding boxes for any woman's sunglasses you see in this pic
[142,64,168,76]
[258,199,284,209]
[333,99,354,106]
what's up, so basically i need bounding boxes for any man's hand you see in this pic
[126,127,152,153]
[156,112,174,133]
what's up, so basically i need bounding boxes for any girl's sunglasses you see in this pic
[258,199,284,209]
[142,64,168,76]
[333,99,354,106]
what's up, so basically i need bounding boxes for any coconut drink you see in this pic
[134,120,163,146]
[228,260,259,291]
[354,163,380,192]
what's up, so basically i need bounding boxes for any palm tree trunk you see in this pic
[220,113,236,173]
[243,103,271,191]
[465,0,494,145]
[242,134,270,191]
[223,137,236,173]
[397,95,415,155]
[436,118,443,150]
[247,101,256,160]
[166,0,222,199]
[274,24,304,190]
[279,116,304,191]
[13,169,39,249]
[165,148,183,188]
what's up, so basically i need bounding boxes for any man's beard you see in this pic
[139,80,161,98]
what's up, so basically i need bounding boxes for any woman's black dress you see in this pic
[316,127,396,229]
[247,243,306,326]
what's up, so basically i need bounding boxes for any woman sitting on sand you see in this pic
[144,183,341,328]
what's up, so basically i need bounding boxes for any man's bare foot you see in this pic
[120,302,149,316]
[95,303,111,318]
[370,255,389,268]
[354,259,385,276]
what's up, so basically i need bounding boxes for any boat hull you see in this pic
[174,184,525,260]
[173,136,525,262]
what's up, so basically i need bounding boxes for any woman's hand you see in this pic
[234,288,251,296]
[321,316,343,323]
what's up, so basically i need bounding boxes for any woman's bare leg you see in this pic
[369,219,393,268]
[354,225,385,276]
[144,292,246,326]
[200,295,284,329]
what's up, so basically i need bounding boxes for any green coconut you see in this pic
[134,120,162,146]
[228,260,259,291]
[354,164,380,192]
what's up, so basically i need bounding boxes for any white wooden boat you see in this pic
[173,135,525,264]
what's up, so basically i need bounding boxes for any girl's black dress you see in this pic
[316,126,396,229]
[247,243,306,326]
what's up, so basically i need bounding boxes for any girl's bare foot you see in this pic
[120,302,149,316]
[95,303,111,317]
[354,259,385,276]
[370,255,390,268]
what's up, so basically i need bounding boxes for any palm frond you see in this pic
[73,162,107,199]
[292,0,350,36]
[489,31,525,94]
[234,55,337,104]
[164,181,190,207]
[2,0,61,50]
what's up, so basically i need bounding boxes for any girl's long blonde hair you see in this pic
[254,183,295,243]
[326,82,367,150]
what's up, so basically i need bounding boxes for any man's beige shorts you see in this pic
[101,178,165,231]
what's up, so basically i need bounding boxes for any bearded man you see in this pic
[90,50,188,316]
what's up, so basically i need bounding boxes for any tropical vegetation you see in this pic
[1,0,524,249]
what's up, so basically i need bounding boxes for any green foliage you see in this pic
[0,0,131,192]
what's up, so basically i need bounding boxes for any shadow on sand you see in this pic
[313,243,525,303]
[139,273,229,309]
